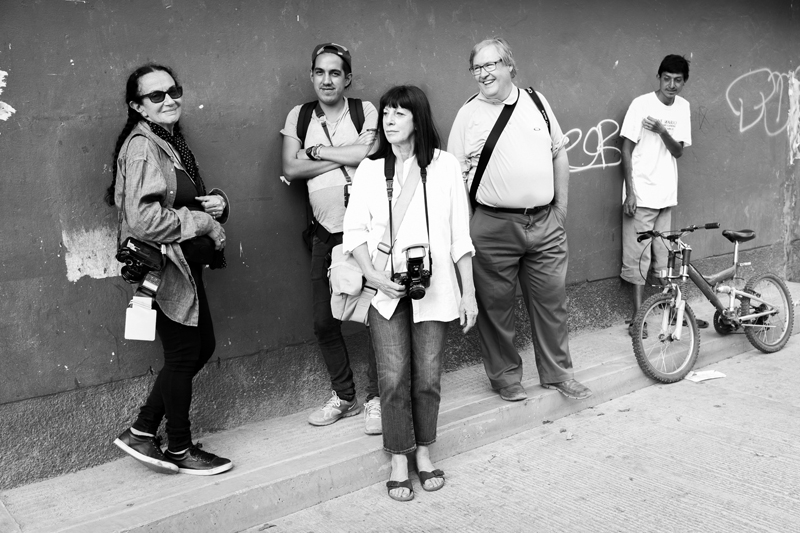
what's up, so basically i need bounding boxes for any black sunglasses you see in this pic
[140,85,183,104]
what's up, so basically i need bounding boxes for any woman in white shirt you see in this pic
[343,85,477,502]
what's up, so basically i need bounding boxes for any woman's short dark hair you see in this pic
[370,85,440,169]
[106,63,180,205]
[658,54,690,81]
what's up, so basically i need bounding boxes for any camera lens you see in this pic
[408,284,426,300]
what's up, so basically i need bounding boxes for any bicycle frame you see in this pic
[659,236,780,338]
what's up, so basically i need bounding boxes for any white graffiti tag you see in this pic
[725,66,800,137]
[0,69,18,122]
[565,119,622,173]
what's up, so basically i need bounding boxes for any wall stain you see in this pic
[61,226,119,282]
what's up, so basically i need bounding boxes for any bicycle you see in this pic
[630,223,795,383]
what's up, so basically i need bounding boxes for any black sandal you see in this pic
[418,469,446,492]
[386,479,414,501]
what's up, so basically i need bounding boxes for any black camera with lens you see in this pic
[391,244,431,300]
[116,237,165,289]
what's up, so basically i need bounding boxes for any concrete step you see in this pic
[2,282,798,533]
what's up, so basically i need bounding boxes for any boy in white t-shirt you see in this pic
[620,54,706,334]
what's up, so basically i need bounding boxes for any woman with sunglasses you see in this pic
[106,63,232,476]
[343,85,478,501]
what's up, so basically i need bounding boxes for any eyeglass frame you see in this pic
[140,85,183,104]
[469,59,504,77]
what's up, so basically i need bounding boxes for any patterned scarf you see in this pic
[146,121,207,195]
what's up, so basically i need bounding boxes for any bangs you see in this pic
[380,87,415,112]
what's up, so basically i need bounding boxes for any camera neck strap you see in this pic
[314,104,353,206]
[380,153,432,279]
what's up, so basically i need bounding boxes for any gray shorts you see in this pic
[621,206,672,286]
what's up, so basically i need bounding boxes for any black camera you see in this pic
[116,237,165,287]
[391,245,431,300]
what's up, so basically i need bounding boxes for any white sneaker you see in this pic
[307,391,362,426]
[363,397,382,435]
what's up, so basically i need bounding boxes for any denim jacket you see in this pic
[115,121,230,326]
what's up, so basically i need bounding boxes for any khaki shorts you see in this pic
[621,206,672,286]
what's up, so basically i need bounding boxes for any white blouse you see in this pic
[343,149,474,322]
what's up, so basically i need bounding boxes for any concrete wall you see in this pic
[1,0,799,488]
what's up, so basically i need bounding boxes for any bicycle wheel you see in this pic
[741,272,794,353]
[631,293,700,383]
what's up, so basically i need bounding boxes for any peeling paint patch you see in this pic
[62,226,120,282]
[788,72,800,164]
[0,69,16,121]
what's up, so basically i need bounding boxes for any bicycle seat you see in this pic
[722,229,755,243]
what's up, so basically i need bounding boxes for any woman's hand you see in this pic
[196,194,226,219]
[208,221,226,250]
[365,268,406,300]
[459,291,478,334]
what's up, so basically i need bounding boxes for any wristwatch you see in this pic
[306,146,316,160]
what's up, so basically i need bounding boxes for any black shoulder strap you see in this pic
[298,98,365,147]
[297,101,317,148]
[348,98,364,133]
[525,87,550,134]
[468,97,518,209]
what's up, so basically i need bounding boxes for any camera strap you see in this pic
[314,104,353,206]
[381,153,431,279]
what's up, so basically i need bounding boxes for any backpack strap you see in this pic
[296,101,317,148]
[348,98,365,133]
[525,87,550,134]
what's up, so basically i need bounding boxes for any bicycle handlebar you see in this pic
[636,222,720,242]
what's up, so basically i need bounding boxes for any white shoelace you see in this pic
[322,392,343,412]
[365,399,381,418]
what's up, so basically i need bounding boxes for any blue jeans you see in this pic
[311,234,378,401]
[368,298,448,454]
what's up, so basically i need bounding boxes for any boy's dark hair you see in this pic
[370,85,440,170]
[658,54,690,81]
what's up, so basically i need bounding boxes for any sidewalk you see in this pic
[2,284,798,533]
[265,338,800,533]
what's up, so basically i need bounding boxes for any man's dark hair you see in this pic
[370,85,440,170]
[658,54,690,81]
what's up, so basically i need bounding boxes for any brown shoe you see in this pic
[498,383,528,401]
[542,379,593,400]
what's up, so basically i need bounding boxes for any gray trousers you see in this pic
[470,205,574,389]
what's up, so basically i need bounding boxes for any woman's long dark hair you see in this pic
[369,85,440,169]
[105,63,181,206]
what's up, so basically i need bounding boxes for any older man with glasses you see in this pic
[447,37,592,402]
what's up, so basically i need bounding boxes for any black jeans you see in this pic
[311,234,378,401]
[133,264,215,452]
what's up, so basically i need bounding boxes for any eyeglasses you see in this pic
[140,85,183,103]
[469,59,503,77]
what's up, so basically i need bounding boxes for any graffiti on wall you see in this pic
[788,72,800,163]
[565,119,622,173]
[0,69,18,124]
[725,67,800,138]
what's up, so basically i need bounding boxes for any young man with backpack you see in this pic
[281,43,381,433]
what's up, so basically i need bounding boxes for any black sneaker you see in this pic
[113,429,179,475]
[165,443,233,476]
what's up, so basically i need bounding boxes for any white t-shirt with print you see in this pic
[620,92,691,209]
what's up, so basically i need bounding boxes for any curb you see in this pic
[3,285,797,533]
